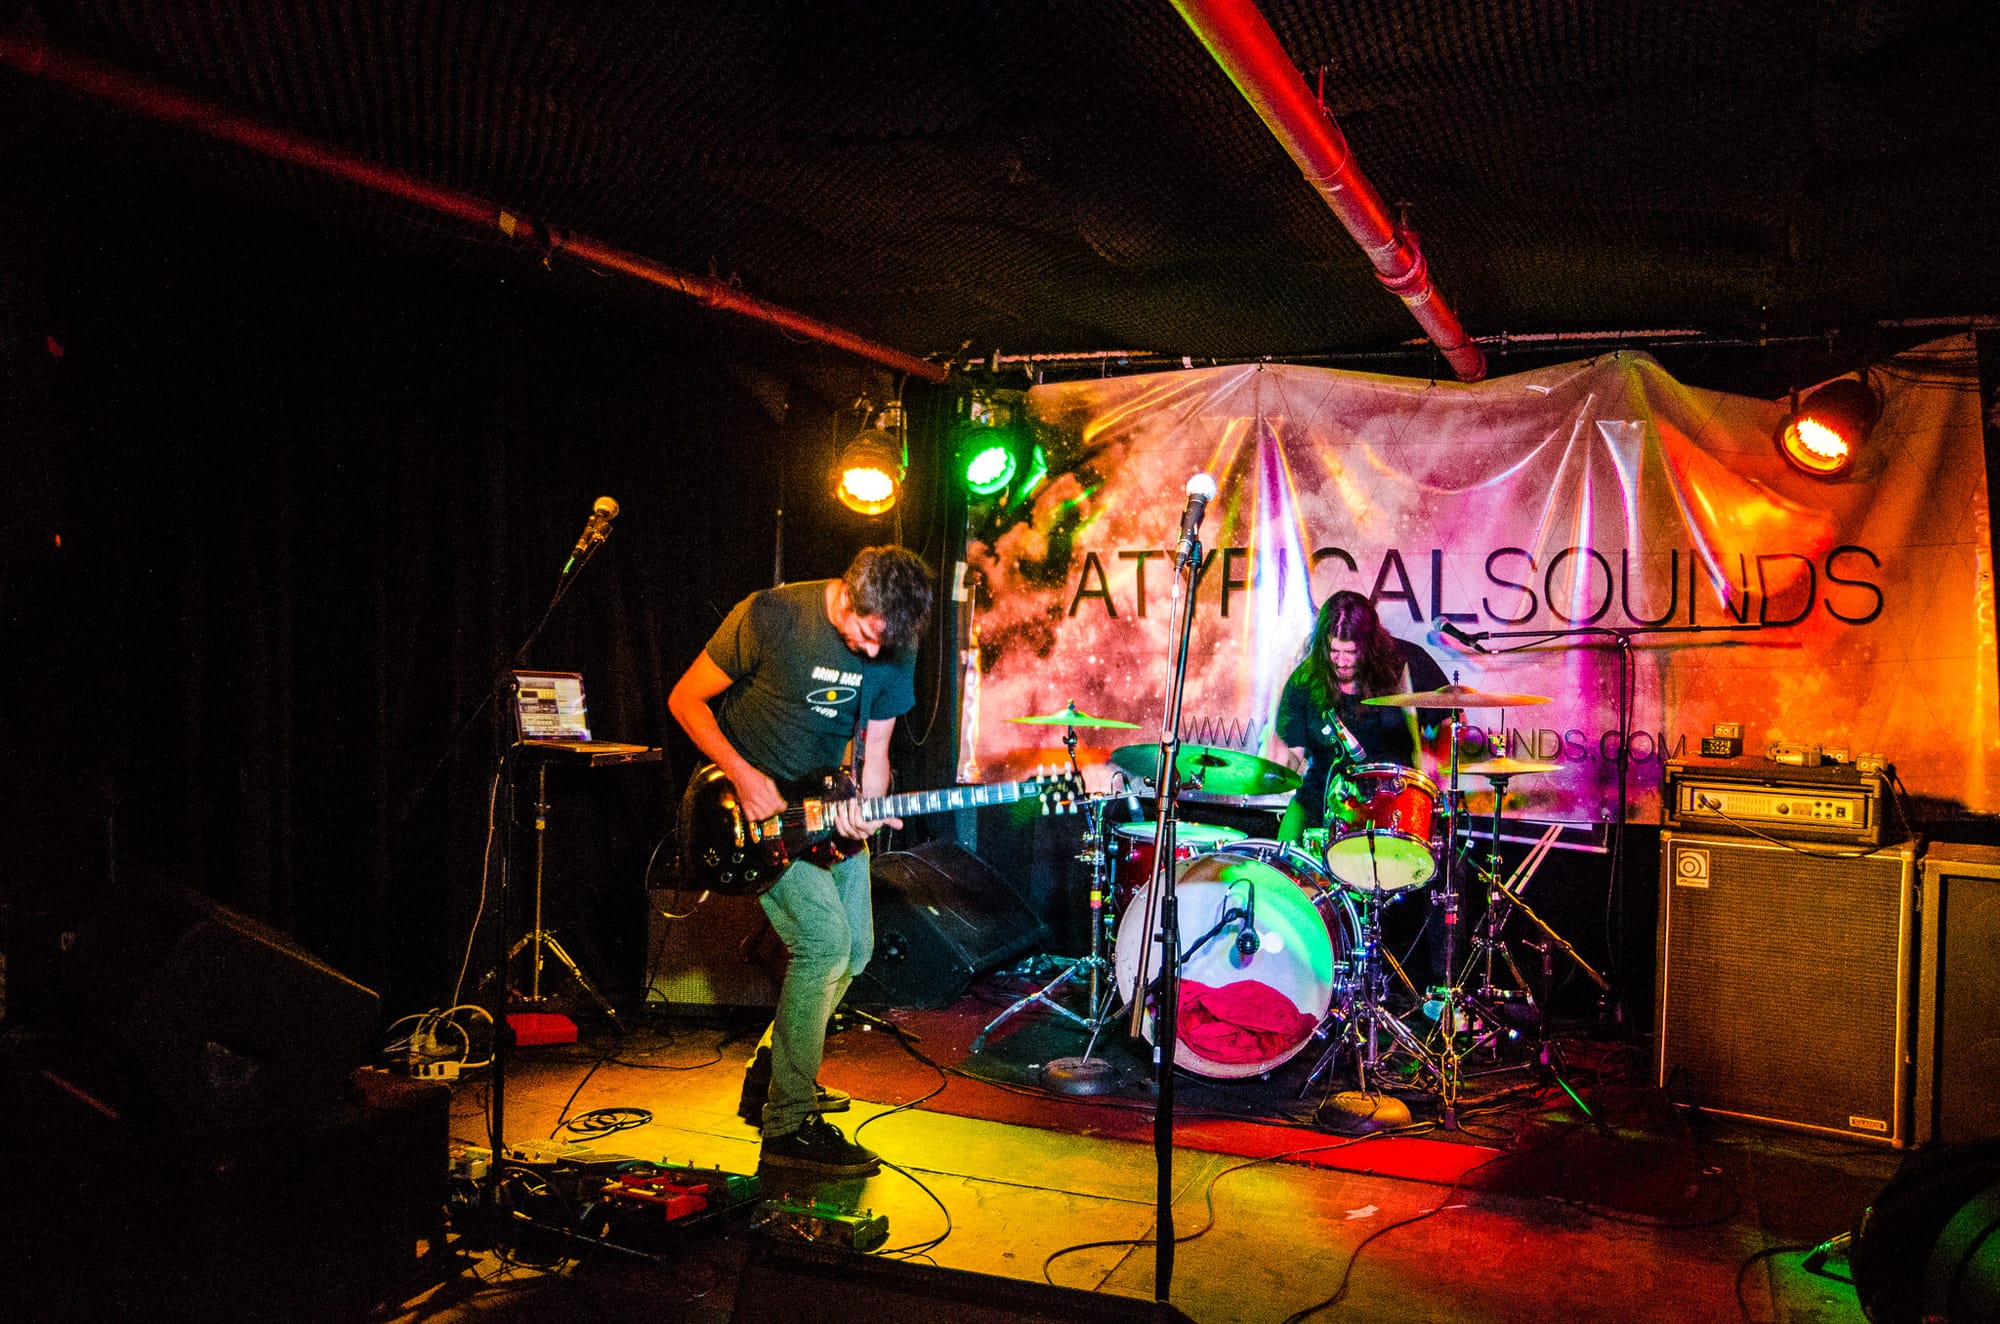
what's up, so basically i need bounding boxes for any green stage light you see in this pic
[960,428,1018,495]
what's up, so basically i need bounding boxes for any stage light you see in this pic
[832,399,906,515]
[955,390,1043,500]
[1777,377,1878,478]
[958,426,1018,495]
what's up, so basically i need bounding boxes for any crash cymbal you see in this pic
[1459,757,1563,778]
[1362,684,1553,709]
[1007,702,1141,729]
[1110,743,1302,797]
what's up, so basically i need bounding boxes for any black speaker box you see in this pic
[64,881,381,1134]
[1655,831,1917,1146]
[644,887,785,1012]
[731,1238,1197,1322]
[868,843,1046,1008]
[1916,843,2000,1146]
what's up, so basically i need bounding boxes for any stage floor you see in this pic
[390,991,1893,1323]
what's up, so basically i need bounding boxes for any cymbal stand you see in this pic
[1459,821,1563,1047]
[1456,775,1609,1127]
[1417,702,1474,1125]
[971,721,1119,1066]
[1485,869,1610,1129]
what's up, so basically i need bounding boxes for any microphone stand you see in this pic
[1127,531,1206,1305]
[481,529,614,1208]
[1458,619,1762,1035]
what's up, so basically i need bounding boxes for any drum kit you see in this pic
[976,682,1606,1126]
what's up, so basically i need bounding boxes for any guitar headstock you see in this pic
[1030,765,1086,815]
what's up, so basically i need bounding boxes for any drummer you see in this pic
[1263,590,1453,847]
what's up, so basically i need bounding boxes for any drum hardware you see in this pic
[1446,761,1609,1128]
[1300,886,1437,1129]
[1332,679,1553,1128]
[978,707,1131,1089]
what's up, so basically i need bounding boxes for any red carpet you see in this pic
[820,994,1508,1187]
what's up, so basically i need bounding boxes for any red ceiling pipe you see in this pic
[0,35,949,384]
[1171,0,1486,381]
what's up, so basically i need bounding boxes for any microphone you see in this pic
[565,495,619,571]
[1433,616,1489,653]
[1235,884,1259,956]
[1325,714,1368,764]
[1174,472,1218,568]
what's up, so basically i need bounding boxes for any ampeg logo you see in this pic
[1673,845,1710,888]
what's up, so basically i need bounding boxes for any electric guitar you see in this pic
[678,762,1081,895]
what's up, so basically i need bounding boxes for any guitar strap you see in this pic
[844,699,868,787]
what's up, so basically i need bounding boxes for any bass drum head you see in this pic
[1114,846,1357,1079]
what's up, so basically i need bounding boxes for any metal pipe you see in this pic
[0,35,949,384]
[1171,0,1487,381]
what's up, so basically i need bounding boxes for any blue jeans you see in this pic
[756,848,874,1136]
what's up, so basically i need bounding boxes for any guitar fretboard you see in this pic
[845,779,1045,821]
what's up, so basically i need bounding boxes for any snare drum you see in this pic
[1115,840,1360,1078]
[1111,821,1248,909]
[1323,762,1440,893]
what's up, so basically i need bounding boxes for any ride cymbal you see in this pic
[1458,757,1562,778]
[1006,702,1141,729]
[1362,684,1553,709]
[1110,743,1302,797]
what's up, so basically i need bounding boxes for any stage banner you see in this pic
[955,335,1995,823]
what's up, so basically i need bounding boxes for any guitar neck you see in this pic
[852,779,1043,822]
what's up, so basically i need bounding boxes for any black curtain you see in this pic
[4,134,954,1016]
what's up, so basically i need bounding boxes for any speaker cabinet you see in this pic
[65,882,380,1135]
[868,843,1046,1008]
[644,888,784,1012]
[731,1238,1196,1322]
[1655,831,1917,1146]
[1916,843,2000,1146]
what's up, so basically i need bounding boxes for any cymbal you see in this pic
[1458,757,1562,778]
[1006,702,1141,729]
[1111,743,1302,797]
[1363,684,1553,709]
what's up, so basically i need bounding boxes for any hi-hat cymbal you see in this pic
[1363,684,1553,709]
[1110,743,1302,797]
[1459,757,1562,778]
[1006,702,1141,729]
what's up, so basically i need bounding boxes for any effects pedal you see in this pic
[752,1196,889,1251]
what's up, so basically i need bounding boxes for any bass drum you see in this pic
[1114,841,1359,1079]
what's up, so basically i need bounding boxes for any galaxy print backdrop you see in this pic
[955,336,1995,823]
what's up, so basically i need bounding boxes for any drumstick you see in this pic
[1504,823,1563,895]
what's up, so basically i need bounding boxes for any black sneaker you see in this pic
[737,1050,852,1127]
[759,1115,880,1177]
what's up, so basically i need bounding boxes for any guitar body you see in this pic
[678,764,864,896]
[678,762,1078,897]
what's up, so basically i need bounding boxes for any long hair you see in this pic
[1296,590,1403,709]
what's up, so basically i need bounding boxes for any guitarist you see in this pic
[667,545,933,1177]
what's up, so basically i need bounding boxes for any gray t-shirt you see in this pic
[705,579,917,784]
